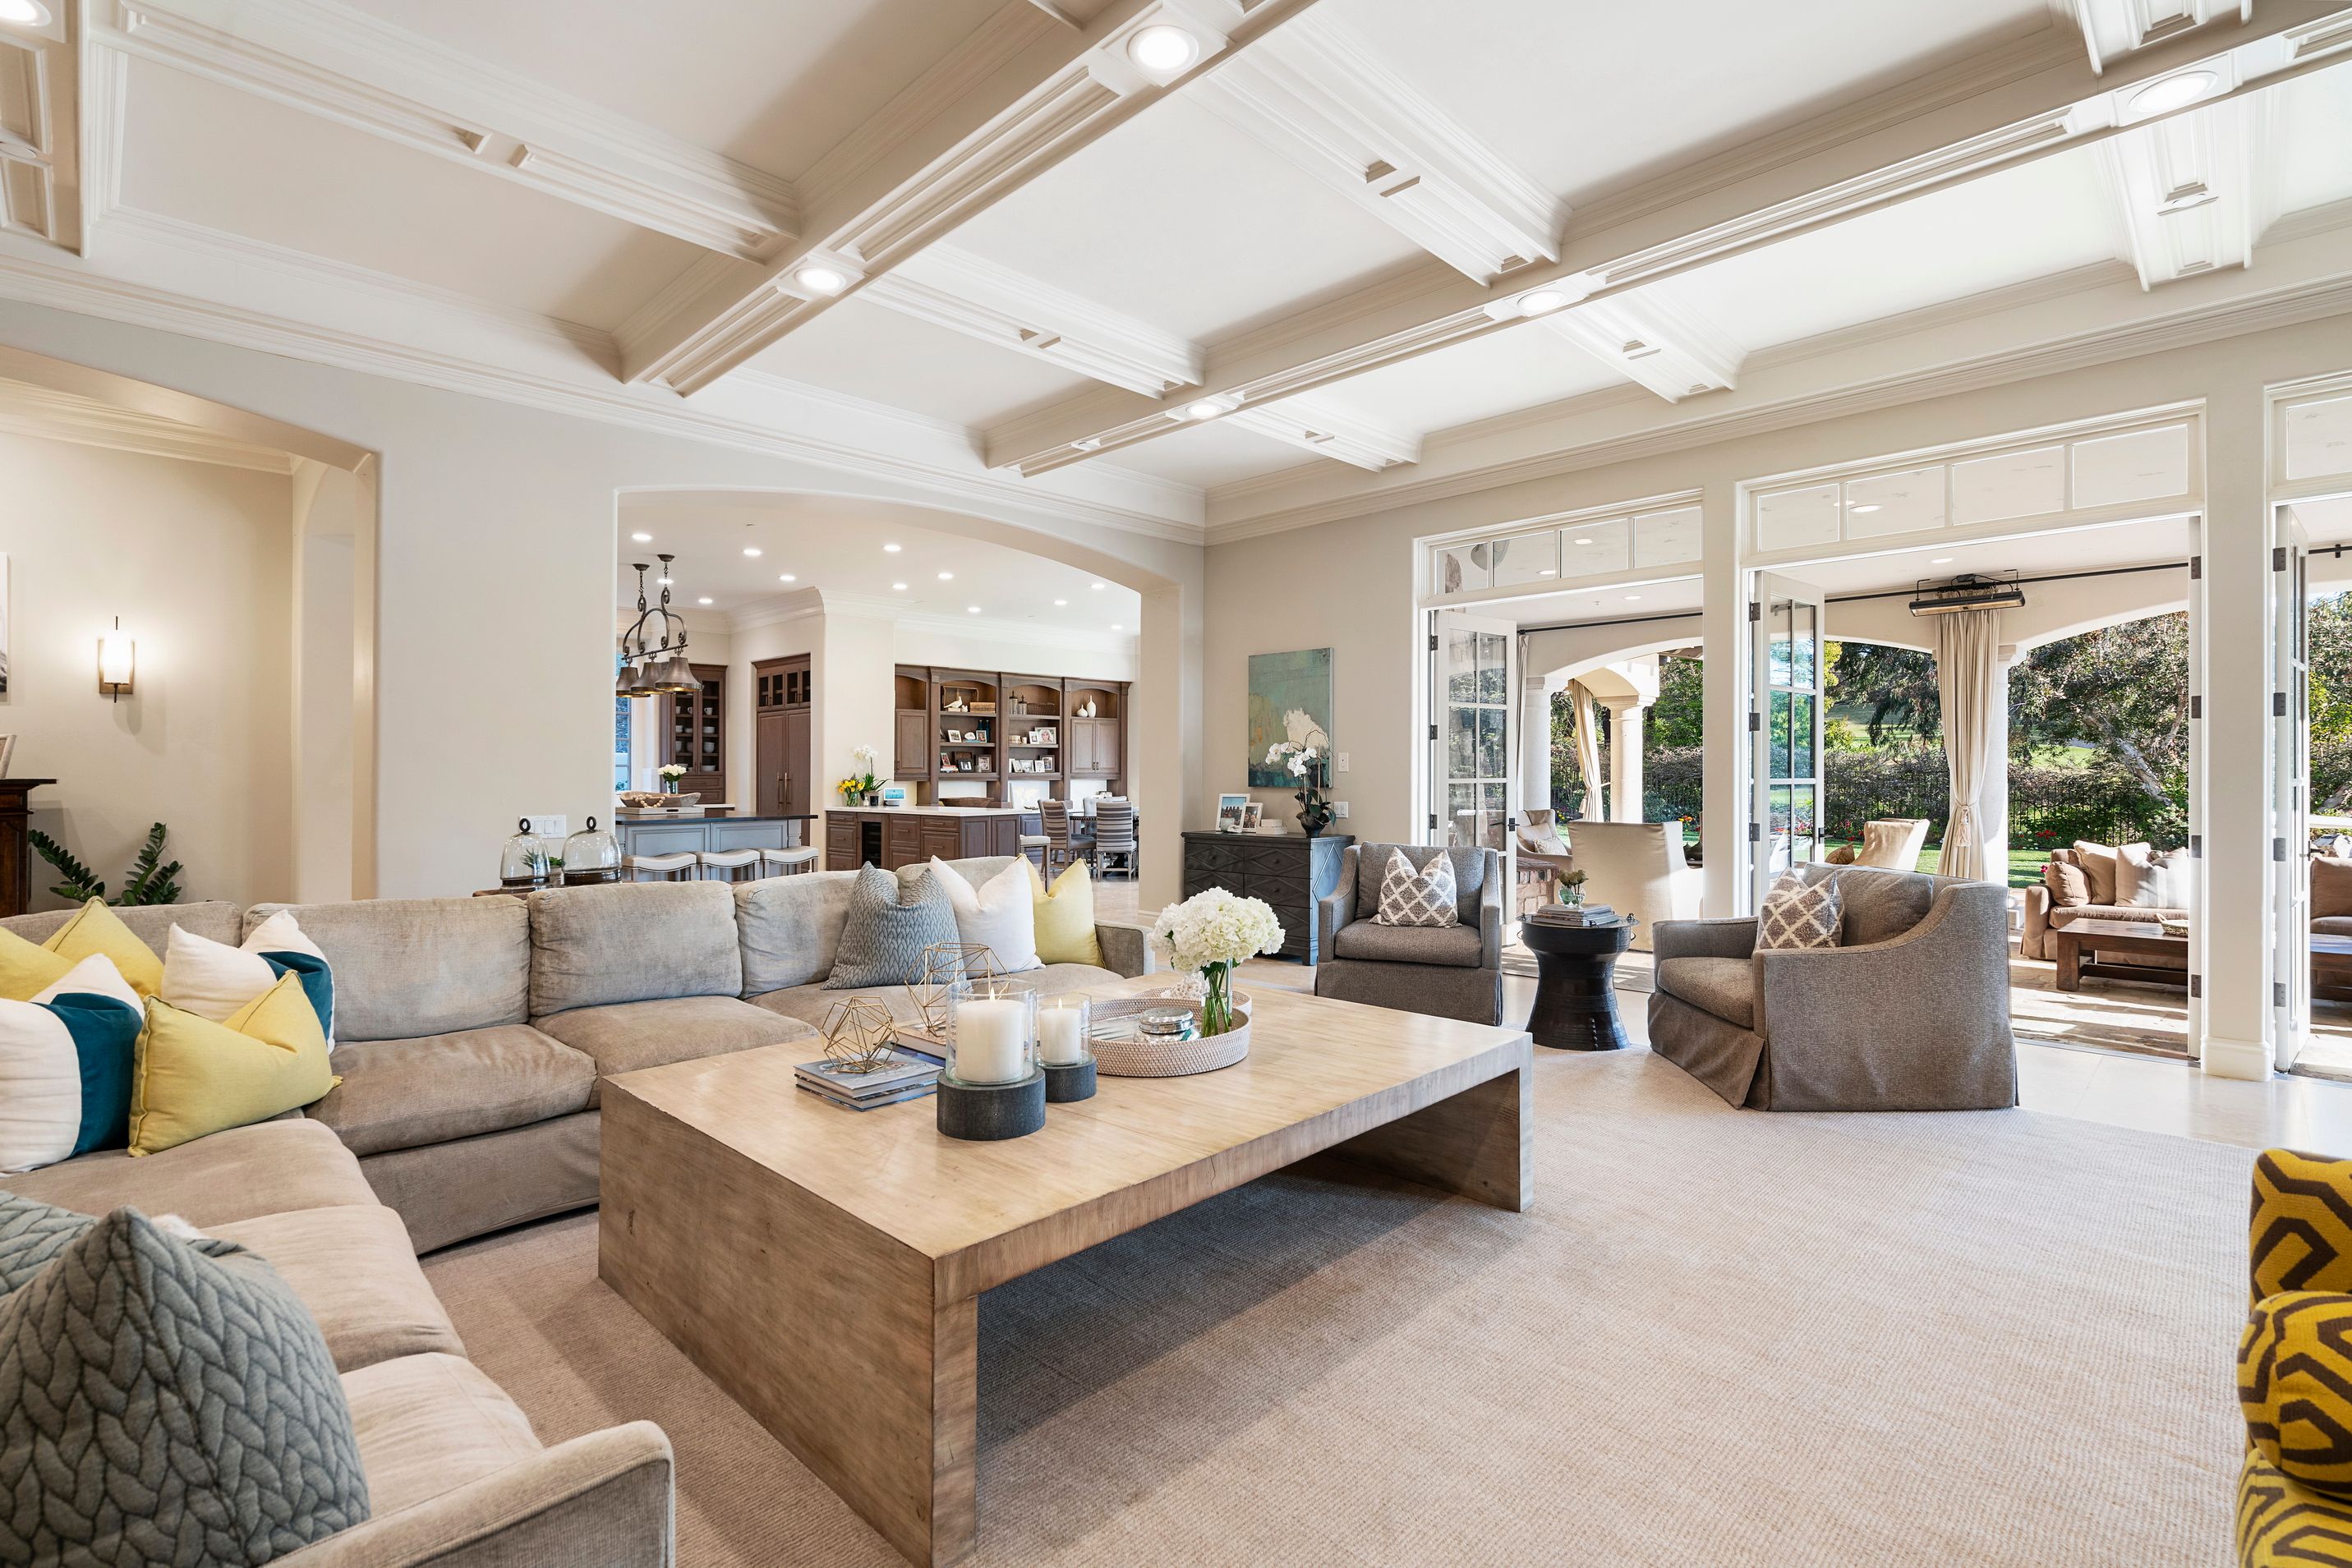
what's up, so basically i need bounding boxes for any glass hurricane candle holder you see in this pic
[1036,994,1093,1069]
[946,979,1037,1087]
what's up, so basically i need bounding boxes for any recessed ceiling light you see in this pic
[1516,289,1569,316]
[967,605,983,614]
[779,572,796,582]
[1624,594,1642,602]
[1180,398,1227,420]
[794,265,848,295]
[629,531,652,542]
[1127,23,1199,72]
[1572,536,1593,545]
[937,571,954,581]
[891,582,907,591]
[1090,582,1105,591]
[743,546,762,557]
[0,0,52,24]
[883,543,901,553]
[1848,503,1881,514]
[1053,598,1069,606]
[697,596,713,605]
[1539,568,1557,577]
[2129,69,2220,119]
[1931,557,1954,565]
[1111,623,1125,631]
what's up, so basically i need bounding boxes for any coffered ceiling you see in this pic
[7,0,2352,545]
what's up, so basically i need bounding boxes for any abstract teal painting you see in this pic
[1247,648,1332,786]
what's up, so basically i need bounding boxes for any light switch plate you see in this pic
[1333,801,1349,818]
[526,815,568,838]
[1337,752,1350,772]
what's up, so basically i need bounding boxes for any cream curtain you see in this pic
[1935,609,1999,881]
[1569,679,1604,821]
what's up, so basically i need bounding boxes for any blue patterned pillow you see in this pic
[827,867,959,988]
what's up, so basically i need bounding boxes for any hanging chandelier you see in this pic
[617,554,699,698]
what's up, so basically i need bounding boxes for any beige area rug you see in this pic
[425,1049,2251,1568]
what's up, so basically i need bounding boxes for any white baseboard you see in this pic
[2200,1035,2273,1080]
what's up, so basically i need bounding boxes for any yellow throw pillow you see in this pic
[1029,860,1103,968]
[131,972,338,1156]
[2242,1291,2352,1497]
[46,899,164,999]
[0,926,75,1001]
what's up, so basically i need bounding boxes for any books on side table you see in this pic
[795,1050,941,1111]
[1526,903,1619,927]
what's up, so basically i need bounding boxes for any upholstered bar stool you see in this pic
[624,851,697,883]
[697,848,762,883]
[758,846,822,877]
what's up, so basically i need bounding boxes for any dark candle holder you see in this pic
[1042,1059,1097,1102]
[935,1071,1046,1140]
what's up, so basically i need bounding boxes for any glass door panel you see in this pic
[1751,572,1828,908]
[1429,612,1521,871]
[2280,508,2311,1069]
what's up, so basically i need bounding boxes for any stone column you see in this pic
[1521,673,1555,816]
[1983,645,2018,883]
[1607,699,1647,822]
[2200,389,2273,1078]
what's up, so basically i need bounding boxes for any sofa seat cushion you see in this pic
[341,1351,541,1518]
[2048,904,2187,926]
[536,995,817,1106]
[0,1116,373,1226]
[1656,956,1756,1029]
[748,963,1119,1029]
[308,1024,595,1157]
[1330,919,1483,968]
[213,1202,463,1373]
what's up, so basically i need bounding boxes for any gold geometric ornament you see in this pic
[905,942,1001,1036]
[820,996,901,1075]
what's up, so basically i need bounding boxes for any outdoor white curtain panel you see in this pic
[1935,609,1999,881]
[1569,680,1604,820]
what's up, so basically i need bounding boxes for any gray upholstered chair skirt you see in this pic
[1312,843,1504,1026]
[1645,865,2015,1111]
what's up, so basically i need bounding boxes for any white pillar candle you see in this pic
[1038,1005,1087,1067]
[955,997,1029,1084]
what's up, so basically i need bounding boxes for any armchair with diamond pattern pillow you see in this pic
[1315,843,1503,1024]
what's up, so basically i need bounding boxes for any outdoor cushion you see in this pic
[750,963,1119,1030]
[536,995,815,1106]
[213,1202,465,1372]
[2315,915,2352,938]
[339,1352,539,1519]
[2043,859,2091,908]
[2048,904,2186,926]
[0,1116,375,1228]
[530,881,742,1015]
[2317,856,2352,922]
[1657,957,1756,1029]
[2072,841,2149,907]
[304,1024,595,1157]
[250,896,529,1042]
[1329,919,1484,968]
[1354,844,1487,927]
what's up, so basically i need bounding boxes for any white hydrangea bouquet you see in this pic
[1151,888,1284,1037]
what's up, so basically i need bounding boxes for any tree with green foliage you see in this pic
[2008,613,2188,807]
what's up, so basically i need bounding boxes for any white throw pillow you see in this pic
[925,858,1042,973]
[162,913,336,1046]
[1374,848,1457,928]
[0,1000,87,1173]
[32,954,143,1014]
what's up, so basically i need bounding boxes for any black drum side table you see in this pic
[1521,917,1638,1051]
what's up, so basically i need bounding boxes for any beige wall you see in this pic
[0,430,294,908]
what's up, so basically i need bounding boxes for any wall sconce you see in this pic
[97,617,135,701]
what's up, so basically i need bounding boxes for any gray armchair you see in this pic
[1314,843,1504,1025]
[1646,865,2014,1110]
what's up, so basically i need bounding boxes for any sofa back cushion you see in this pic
[0,900,241,959]
[737,871,861,995]
[2317,854,2352,922]
[531,882,741,1016]
[247,897,529,1042]
[1352,844,1488,926]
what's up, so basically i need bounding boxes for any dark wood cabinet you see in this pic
[894,709,930,779]
[660,663,728,798]
[1181,831,1352,963]
[753,655,809,821]
[0,779,53,918]
[889,668,1127,795]
[826,810,1024,870]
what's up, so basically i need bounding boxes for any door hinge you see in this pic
[2276,836,2290,862]
[2190,834,2202,858]
[2276,692,2290,717]
[2191,973,2203,998]
[1747,600,1761,623]
[1748,821,1761,843]
[1428,632,1438,652]
[1428,723,1438,741]
[1427,813,1437,832]
[2277,981,2290,1008]
[2190,695,2202,719]
[2191,556,2203,581]
[2277,546,2291,572]
[1747,710,1761,733]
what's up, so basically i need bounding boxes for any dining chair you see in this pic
[1039,799,1081,872]
[1093,798,1138,880]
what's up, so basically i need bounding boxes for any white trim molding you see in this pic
[1228,390,1419,471]
[0,7,78,253]
[0,375,293,469]
[2069,0,2251,74]
[1542,289,1746,403]
[2095,91,2272,287]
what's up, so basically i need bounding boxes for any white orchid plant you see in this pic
[1151,888,1284,1037]
[1263,732,1335,836]
[839,744,884,802]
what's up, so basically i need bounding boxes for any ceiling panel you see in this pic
[1658,143,2122,353]
[117,58,704,329]
[2272,67,2352,218]
[333,0,1008,179]
[1312,321,1623,435]
[740,298,1099,429]
[1324,0,2051,205]
[946,95,1431,343]
[1093,419,1312,488]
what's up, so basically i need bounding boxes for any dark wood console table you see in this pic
[0,779,55,918]
[1180,830,1352,963]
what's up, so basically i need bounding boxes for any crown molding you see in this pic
[0,375,293,469]
[985,3,2352,476]
[2095,90,2266,287]
[1542,289,1747,403]
[723,587,827,631]
[1202,226,2352,544]
[623,0,1324,394]
[1191,11,1566,283]
[94,0,798,260]
[1229,390,1419,471]
[0,6,79,254]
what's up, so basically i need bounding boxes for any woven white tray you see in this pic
[1089,994,1253,1078]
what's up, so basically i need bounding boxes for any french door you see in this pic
[2276,511,2311,1069]
[1429,611,1520,888]
[1751,572,1828,908]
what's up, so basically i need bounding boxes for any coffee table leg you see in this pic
[2055,936,2081,991]
[1334,1059,1530,1212]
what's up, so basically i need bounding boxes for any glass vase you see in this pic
[1201,962,1236,1037]
[1036,994,1092,1068]
[946,979,1037,1086]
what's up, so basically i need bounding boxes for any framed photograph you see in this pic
[1247,647,1331,785]
[1241,802,1264,830]
[1217,793,1249,832]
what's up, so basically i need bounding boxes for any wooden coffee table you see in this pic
[597,975,1532,1567]
[2313,935,2352,1002]
[2053,917,2188,991]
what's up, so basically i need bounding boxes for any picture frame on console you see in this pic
[1217,794,1248,832]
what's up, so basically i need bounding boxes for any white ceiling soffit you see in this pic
[90,0,798,260]
[620,0,1323,396]
[2095,90,2278,286]
[2069,0,2251,74]
[1540,289,1747,403]
[1190,11,1566,284]
[987,3,2352,476]
[0,6,78,252]
[1226,390,1418,470]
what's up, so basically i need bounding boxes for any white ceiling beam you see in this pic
[0,7,79,253]
[618,0,1323,396]
[2096,93,2274,286]
[2069,0,2252,72]
[90,0,798,260]
[863,244,1202,398]
[985,2,2352,476]
[1541,290,1746,402]
[1191,11,1565,283]
[1227,392,1419,470]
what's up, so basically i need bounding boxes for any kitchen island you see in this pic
[826,806,1025,871]
[615,812,812,862]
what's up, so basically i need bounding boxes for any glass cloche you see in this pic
[563,816,620,886]
[499,819,550,890]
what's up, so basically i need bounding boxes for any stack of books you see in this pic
[1528,903,1618,927]
[794,1051,941,1111]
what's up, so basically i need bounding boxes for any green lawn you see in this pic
[1820,840,2046,888]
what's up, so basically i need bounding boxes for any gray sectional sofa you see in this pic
[0,858,1148,1568]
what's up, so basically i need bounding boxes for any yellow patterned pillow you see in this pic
[1028,861,1102,968]
[2253,1149,2352,1306]
[130,972,338,1156]
[44,899,163,999]
[2240,1449,2352,1566]
[0,926,74,1000]
[2243,1291,2352,1497]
